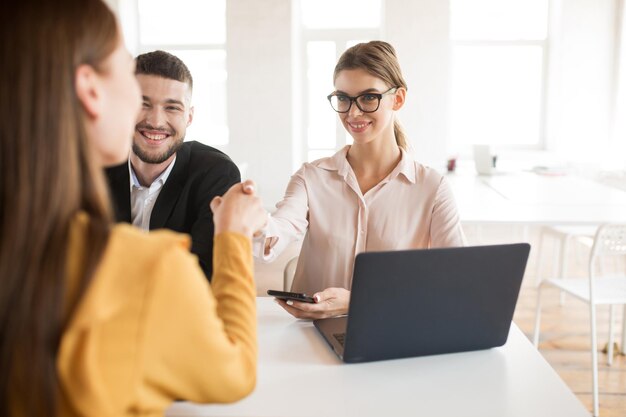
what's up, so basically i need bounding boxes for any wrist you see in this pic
[215,221,253,238]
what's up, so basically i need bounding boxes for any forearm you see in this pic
[207,232,257,400]
[253,215,305,262]
[211,232,256,339]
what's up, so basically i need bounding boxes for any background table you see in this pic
[446,171,626,226]
[166,298,590,417]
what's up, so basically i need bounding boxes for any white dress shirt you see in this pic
[129,157,176,231]
[257,146,466,294]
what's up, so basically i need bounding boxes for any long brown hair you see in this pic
[334,41,409,150]
[0,0,117,415]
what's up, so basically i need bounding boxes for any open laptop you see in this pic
[313,243,530,363]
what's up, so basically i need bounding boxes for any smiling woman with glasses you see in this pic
[255,41,466,320]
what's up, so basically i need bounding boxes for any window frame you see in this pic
[118,0,229,147]
[300,28,381,164]
[448,4,551,151]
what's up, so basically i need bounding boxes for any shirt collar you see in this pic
[316,145,416,184]
[128,156,177,192]
[392,147,417,184]
[315,146,351,178]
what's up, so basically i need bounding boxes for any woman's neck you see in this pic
[346,134,402,195]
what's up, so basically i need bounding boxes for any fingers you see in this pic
[241,179,255,194]
[275,299,312,318]
[221,180,255,199]
[284,299,320,312]
[276,299,331,319]
[313,287,341,303]
[274,289,348,319]
[212,180,265,236]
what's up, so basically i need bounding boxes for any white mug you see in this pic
[473,145,496,175]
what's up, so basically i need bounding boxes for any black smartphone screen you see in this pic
[267,289,315,303]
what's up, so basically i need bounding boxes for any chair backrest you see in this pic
[590,224,626,276]
[591,224,626,256]
[283,255,299,291]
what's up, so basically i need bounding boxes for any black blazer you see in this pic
[105,141,241,280]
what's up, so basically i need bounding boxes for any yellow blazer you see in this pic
[57,215,256,416]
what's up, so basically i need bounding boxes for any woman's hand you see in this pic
[275,287,350,319]
[210,180,267,238]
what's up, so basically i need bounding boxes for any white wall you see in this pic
[226,0,295,206]
[384,0,450,169]
[547,0,619,165]
[611,0,626,161]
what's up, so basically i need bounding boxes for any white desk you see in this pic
[166,298,590,417]
[447,171,626,226]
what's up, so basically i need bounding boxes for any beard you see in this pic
[132,121,185,164]
[132,138,184,164]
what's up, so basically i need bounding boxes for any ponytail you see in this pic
[393,119,408,151]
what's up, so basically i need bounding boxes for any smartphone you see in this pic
[267,289,315,303]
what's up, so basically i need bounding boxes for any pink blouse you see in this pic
[258,146,466,295]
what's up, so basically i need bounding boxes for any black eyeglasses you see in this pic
[327,87,398,113]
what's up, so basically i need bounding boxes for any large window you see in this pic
[449,0,550,150]
[119,0,228,146]
[300,0,382,163]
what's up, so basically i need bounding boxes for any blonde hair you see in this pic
[333,41,409,150]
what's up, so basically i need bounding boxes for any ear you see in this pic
[392,87,407,111]
[75,64,103,119]
[187,105,194,127]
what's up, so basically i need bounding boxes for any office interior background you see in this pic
[108,0,626,206]
[104,1,626,414]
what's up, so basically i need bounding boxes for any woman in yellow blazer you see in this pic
[0,0,266,416]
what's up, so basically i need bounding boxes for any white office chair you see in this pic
[533,224,626,417]
[534,225,596,285]
[283,255,298,291]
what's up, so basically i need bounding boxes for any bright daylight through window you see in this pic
[132,0,228,146]
[449,0,549,150]
[301,0,381,162]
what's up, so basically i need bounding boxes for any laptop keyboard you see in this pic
[333,333,346,346]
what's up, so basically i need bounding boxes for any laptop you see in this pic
[313,243,530,363]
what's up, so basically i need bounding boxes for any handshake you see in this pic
[210,180,267,238]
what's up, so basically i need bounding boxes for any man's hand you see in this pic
[210,180,267,238]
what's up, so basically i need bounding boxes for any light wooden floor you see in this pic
[468,225,626,417]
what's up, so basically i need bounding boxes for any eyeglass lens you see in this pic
[329,94,380,113]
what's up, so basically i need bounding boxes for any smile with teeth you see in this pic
[348,121,371,130]
[140,131,170,141]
